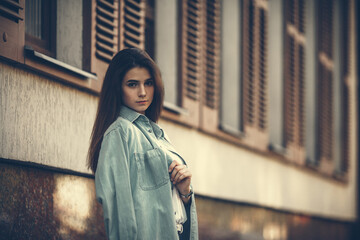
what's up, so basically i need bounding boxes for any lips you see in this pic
[136,100,148,104]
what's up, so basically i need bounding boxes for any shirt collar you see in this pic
[150,121,165,138]
[118,105,165,138]
[119,105,147,123]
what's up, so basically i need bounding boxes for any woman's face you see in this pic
[121,67,154,114]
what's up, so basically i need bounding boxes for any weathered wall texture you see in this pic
[0,62,97,172]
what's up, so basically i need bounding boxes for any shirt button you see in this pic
[148,129,152,133]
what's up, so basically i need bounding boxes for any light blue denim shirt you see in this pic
[95,106,199,240]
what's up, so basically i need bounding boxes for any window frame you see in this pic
[145,0,155,59]
[25,0,57,58]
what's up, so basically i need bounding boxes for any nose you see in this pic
[138,84,146,97]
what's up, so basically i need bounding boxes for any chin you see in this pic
[135,106,148,114]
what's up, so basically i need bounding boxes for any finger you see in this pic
[171,165,185,181]
[175,170,192,184]
[173,168,187,183]
[170,165,182,181]
[176,171,192,183]
[168,160,181,173]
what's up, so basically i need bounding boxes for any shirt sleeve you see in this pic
[95,128,137,240]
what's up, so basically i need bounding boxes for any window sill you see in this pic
[219,123,245,138]
[161,103,196,129]
[163,101,188,115]
[24,45,101,94]
[268,143,287,155]
[25,46,97,79]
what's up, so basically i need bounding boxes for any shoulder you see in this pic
[103,116,135,140]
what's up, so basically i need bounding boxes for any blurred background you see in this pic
[0,0,359,239]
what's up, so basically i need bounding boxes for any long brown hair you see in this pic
[87,48,164,173]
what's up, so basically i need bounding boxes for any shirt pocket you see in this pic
[135,148,170,191]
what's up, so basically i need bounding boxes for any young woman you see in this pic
[88,48,198,240]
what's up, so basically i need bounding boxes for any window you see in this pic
[23,0,97,91]
[119,0,146,50]
[200,0,221,133]
[145,0,155,59]
[159,0,221,129]
[268,0,285,154]
[332,0,351,177]
[177,0,221,129]
[307,0,351,178]
[282,0,306,164]
[315,0,351,178]
[220,0,242,136]
[154,0,179,110]
[240,0,268,150]
[178,0,203,127]
[316,0,335,174]
[84,0,120,92]
[25,0,56,57]
[305,0,317,166]
[221,0,270,151]
[337,0,351,177]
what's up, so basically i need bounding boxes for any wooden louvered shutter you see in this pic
[179,0,202,127]
[340,0,351,175]
[84,0,119,92]
[242,0,268,150]
[119,0,146,50]
[317,0,334,174]
[0,0,24,62]
[283,0,306,165]
[200,0,220,133]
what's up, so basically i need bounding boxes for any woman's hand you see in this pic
[168,160,192,203]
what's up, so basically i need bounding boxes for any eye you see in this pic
[127,82,137,87]
[145,80,154,86]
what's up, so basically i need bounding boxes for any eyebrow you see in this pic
[125,78,153,82]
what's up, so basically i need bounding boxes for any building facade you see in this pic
[0,0,358,239]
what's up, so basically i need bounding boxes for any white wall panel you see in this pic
[0,63,97,172]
